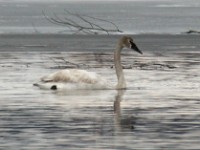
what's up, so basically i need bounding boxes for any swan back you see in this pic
[34,69,113,90]
[41,69,98,84]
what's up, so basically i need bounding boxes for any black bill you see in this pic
[130,41,143,54]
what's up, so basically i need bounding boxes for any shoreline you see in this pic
[0,33,199,52]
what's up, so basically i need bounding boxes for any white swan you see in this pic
[34,36,142,90]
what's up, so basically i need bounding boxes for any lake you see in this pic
[0,34,199,149]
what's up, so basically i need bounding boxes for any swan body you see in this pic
[34,69,112,90]
[34,36,142,90]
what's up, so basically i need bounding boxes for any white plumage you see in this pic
[34,36,142,90]
[34,69,112,90]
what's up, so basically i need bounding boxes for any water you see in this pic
[0,0,200,34]
[0,35,200,149]
[0,0,200,148]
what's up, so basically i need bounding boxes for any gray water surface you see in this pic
[0,42,200,149]
[0,0,200,34]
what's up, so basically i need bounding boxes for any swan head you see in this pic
[121,36,143,54]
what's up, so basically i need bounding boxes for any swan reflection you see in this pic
[47,89,136,134]
[114,90,136,132]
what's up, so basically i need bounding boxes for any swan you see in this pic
[34,36,142,90]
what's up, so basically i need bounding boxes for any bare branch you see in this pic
[43,10,123,35]
[81,13,122,32]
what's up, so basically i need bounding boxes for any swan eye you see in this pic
[129,40,134,48]
[129,39,133,44]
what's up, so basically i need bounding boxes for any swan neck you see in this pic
[114,44,126,89]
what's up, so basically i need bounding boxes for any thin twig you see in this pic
[43,10,123,34]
